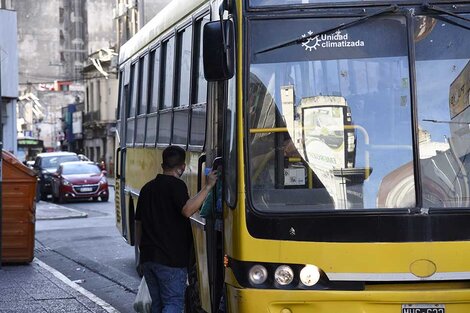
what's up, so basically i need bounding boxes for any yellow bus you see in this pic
[115,0,470,312]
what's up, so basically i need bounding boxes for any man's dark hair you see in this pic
[162,146,186,170]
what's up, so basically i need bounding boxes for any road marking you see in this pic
[34,258,120,313]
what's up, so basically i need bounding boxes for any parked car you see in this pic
[33,152,80,200]
[77,154,90,161]
[51,161,109,203]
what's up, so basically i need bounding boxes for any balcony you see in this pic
[83,111,101,123]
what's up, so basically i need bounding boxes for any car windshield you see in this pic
[247,13,470,212]
[62,163,101,175]
[42,155,79,168]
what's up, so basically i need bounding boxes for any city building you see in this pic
[12,0,170,163]
[0,6,19,154]
[15,0,88,153]
[114,0,171,48]
[83,48,118,173]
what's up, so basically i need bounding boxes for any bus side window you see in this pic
[173,25,193,147]
[189,15,209,149]
[158,36,175,146]
[145,47,161,147]
[135,53,150,145]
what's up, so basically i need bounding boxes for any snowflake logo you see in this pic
[301,30,321,51]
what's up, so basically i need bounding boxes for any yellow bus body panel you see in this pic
[126,148,162,193]
[225,193,470,274]
[126,147,201,196]
[226,285,470,313]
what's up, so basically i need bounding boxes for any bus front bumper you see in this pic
[226,284,470,313]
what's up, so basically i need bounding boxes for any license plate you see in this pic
[402,304,445,313]
[80,187,93,192]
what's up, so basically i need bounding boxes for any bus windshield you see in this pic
[250,0,388,7]
[415,15,470,209]
[247,14,470,212]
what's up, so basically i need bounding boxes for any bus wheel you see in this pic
[185,263,205,313]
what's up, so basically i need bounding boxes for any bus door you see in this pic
[190,81,226,313]
[115,66,131,244]
[190,5,235,311]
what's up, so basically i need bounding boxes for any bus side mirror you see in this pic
[203,19,235,82]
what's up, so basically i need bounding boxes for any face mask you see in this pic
[177,168,184,177]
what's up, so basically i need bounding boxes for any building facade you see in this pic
[114,0,171,49]
[15,0,88,152]
[0,8,19,154]
[15,0,117,156]
[83,49,118,172]
[13,0,170,163]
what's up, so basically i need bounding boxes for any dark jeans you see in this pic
[142,262,188,313]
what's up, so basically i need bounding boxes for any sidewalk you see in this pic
[0,186,122,311]
[36,202,88,220]
[0,259,119,313]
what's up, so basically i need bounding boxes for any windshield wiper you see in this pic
[423,119,470,125]
[256,5,398,55]
[423,3,470,23]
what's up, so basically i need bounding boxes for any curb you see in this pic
[34,258,120,313]
[36,202,88,220]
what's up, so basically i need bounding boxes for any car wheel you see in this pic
[41,192,48,201]
[35,183,41,202]
[101,196,109,202]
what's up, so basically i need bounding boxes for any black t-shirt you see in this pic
[135,174,191,268]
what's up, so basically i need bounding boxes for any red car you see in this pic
[51,161,109,203]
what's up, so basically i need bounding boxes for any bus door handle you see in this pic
[212,157,223,171]
[116,147,126,179]
[115,147,121,179]
[197,154,207,192]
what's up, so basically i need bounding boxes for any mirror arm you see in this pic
[218,4,228,55]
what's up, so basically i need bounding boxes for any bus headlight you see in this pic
[274,265,294,285]
[299,265,320,286]
[248,265,268,285]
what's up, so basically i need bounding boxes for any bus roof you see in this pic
[119,0,208,65]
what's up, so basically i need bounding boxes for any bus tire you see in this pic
[185,263,206,313]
